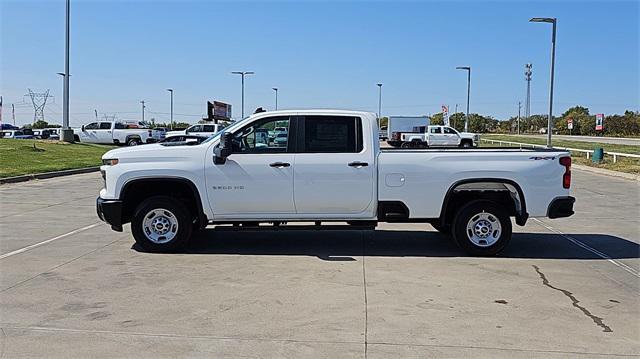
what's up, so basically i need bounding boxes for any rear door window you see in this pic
[302,116,362,153]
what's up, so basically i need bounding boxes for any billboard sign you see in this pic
[595,113,604,131]
[208,101,232,121]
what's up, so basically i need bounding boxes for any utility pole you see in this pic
[12,104,16,125]
[377,83,383,128]
[231,71,254,119]
[140,100,145,123]
[61,0,73,142]
[517,101,521,135]
[272,87,278,110]
[167,89,173,129]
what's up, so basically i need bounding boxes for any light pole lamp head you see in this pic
[456,66,471,71]
[232,71,255,76]
[167,88,173,93]
[272,87,278,91]
[530,17,556,23]
[377,83,382,87]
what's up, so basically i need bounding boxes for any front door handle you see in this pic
[348,161,369,167]
[269,162,291,168]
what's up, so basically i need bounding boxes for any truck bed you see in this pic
[377,147,570,219]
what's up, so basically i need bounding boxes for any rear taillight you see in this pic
[391,132,400,140]
[560,156,571,189]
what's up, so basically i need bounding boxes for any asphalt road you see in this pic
[519,134,640,146]
[1,171,638,358]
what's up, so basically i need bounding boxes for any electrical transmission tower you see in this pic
[26,89,51,122]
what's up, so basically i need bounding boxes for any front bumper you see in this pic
[547,196,575,219]
[97,197,123,232]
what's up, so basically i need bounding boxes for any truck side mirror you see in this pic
[81,125,85,132]
[213,132,233,165]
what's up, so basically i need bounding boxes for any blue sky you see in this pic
[1,0,638,127]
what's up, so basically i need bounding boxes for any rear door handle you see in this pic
[348,161,368,167]
[269,162,291,168]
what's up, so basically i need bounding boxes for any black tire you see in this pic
[131,196,193,252]
[460,140,473,148]
[451,200,512,256]
[127,138,141,146]
[401,142,412,148]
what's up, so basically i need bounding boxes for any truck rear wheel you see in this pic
[131,196,193,252]
[451,200,511,256]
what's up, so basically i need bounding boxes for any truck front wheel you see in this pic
[451,200,512,256]
[127,138,142,146]
[131,196,193,252]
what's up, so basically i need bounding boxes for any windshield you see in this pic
[200,131,223,144]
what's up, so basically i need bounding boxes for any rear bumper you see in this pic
[547,196,575,219]
[97,197,123,231]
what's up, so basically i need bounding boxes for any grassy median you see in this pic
[483,134,640,175]
[0,139,115,178]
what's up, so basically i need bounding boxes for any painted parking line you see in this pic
[0,223,102,260]
[532,218,639,278]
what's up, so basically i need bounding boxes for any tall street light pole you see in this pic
[167,89,173,129]
[456,66,471,132]
[61,0,74,142]
[376,83,383,128]
[231,71,254,119]
[272,87,278,110]
[530,17,557,148]
[140,100,145,123]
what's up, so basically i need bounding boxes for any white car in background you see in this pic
[166,124,224,139]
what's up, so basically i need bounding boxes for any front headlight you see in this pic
[102,158,119,166]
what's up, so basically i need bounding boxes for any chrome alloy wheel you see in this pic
[142,208,178,244]
[465,212,502,247]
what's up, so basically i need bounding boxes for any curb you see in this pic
[573,164,639,182]
[0,167,100,185]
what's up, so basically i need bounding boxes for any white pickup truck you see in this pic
[400,125,479,148]
[74,121,164,146]
[97,110,575,256]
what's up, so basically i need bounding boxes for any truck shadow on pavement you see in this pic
[156,228,640,260]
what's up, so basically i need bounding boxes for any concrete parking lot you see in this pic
[0,170,638,358]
